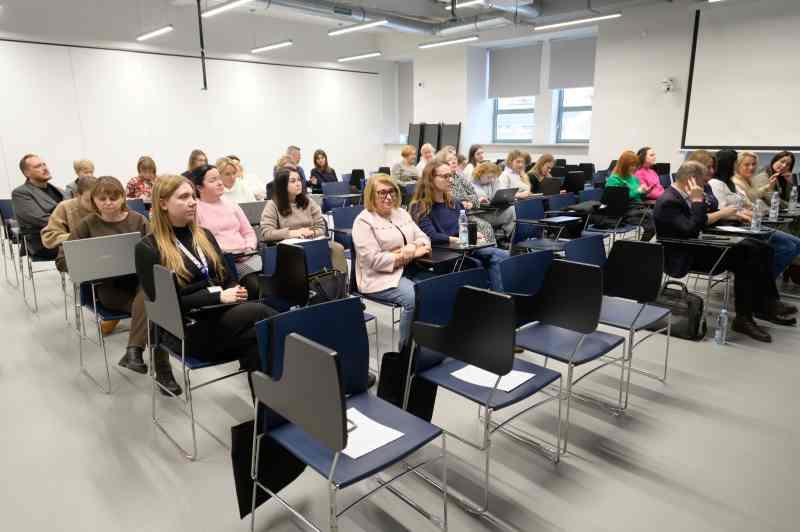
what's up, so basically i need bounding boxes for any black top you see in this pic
[653,186,710,277]
[309,167,338,194]
[135,225,235,310]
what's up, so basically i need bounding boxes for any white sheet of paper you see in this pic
[450,365,535,392]
[342,408,404,460]
[714,225,762,233]
[282,236,327,244]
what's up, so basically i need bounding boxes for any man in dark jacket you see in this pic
[654,160,795,342]
[11,154,64,259]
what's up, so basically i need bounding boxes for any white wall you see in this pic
[397,62,414,142]
[0,41,384,197]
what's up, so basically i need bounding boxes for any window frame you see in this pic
[492,96,535,144]
[555,88,593,144]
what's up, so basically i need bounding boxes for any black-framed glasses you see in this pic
[376,189,396,199]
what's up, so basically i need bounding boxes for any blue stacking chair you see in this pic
[322,181,356,212]
[16,230,64,314]
[579,188,604,203]
[126,198,149,219]
[405,269,562,516]
[658,173,673,188]
[545,193,577,214]
[512,198,571,253]
[584,186,641,244]
[144,265,248,460]
[509,257,626,454]
[252,298,448,531]
[565,237,671,406]
[331,205,363,258]
[0,198,20,287]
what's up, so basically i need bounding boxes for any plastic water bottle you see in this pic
[714,308,729,345]
[789,185,798,213]
[769,191,780,221]
[584,181,592,191]
[458,209,468,245]
[751,201,763,231]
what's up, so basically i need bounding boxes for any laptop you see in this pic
[540,178,562,196]
[238,201,266,226]
[62,232,141,284]
[490,187,518,206]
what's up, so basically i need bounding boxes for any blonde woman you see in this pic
[416,143,435,172]
[65,158,95,198]
[135,175,277,396]
[733,152,776,205]
[216,156,255,203]
[527,153,555,194]
[472,162,517,236]
[187,149,207,172]
[391,145,420,184]
[499,149,532,199]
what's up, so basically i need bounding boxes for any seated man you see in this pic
[654,160,796,343]
[11,154,64,260]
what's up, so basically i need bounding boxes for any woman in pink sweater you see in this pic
[191,165,262,299]
[634,146,666,200]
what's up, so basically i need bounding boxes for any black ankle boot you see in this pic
[154,349,183,397]
[118,347,147,374]
[731,316,772,343]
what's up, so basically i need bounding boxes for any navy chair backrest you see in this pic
[551,166,567,179]
[261,246,277,277]
[251,334,347,452]
[653,162,671,177]
[547,193,576,212]
[500,250,553,297]
[564,171,587,194]
[341,173,351,184]
[579,188,603,202]
[332,205,364,231]
[513,198,545,244]
[256,297,370,396]
[0,199,14,224]
[298,238,333,275]
[579,163,596,178]
[126,199,149,219]
[604,240,663,302]
[223,253,239,281]
[143,266,186,340]
[413,268,489,371]
[658,173,673,188]
[273,243,310,307]
[601,186,630,217]
[564,234,607,268]
[321,181,352,196]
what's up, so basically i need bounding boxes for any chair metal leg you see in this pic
[562,364,574,455]
[328,483,339,532]
[4,240,19,288]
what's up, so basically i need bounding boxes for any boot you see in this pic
[100,319,119,336]
[118,346,147,374]
[154,348,182,397]
[790,264,800,285]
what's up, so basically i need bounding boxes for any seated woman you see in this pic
[471,162,516,237]
[65,159,95,198]
[634,147,666,200]
[260,168,347,275]
[135,175,278,396]
[499,150,532,200]
[463,144,486,181]
[708,149,740,209]
[352,174,431,350]
[191,165,262,299]
[410,161,508,291]
[187,149,207,173]
[216,157,255,203]
[391,145,420,184]
[309,149,338,194]
[527,153,555,194]
[755,151,797,207]
[43,175,97,272]
[437,151,496,241]
[127,156,158,201]
[69,177,150,375]
[416,143,435,173]
[604,150,655,241]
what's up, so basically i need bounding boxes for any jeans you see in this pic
[367,276,416,350]
[472,247,509,291]
[769,230,800,278]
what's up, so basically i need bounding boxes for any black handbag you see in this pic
[308,270,348,304]
[377,347,438,422]
[647,281,707,341]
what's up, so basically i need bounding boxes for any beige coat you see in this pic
[259,199,325,242]
[41,198,93,249]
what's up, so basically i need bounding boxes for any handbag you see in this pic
[647,281,707,341]
[308,269,348,304]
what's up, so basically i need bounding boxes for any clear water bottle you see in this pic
[458,209,468,245]
[714,308,729,345]
[584,181,592,191]
[790,185,798,213]
[751,200,764,231]
[769,191,780,221]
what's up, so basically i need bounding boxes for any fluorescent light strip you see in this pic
[251,40,293,54]
[534,12,621,31]
[418,34,479,49]
[136,25,174,42]
[201,0,253,19]
[338,51,382,63]
[329,19,388,36]
[444,0,484,10]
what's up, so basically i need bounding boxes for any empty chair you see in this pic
[546,193,577,213]
[579,188,603,202]
[585,186,640,243]
[126,198,149,219]
[252,299,448,531]
[237,200,267,226]
[550,166,567,179]
[653,162,671,177]
[555,158,567,167]
[564,171,587,194]
[321,181,356,212]
[565,164,581,173]
[511,198,569,253]
[331,205,364,257]
[378,165,391,174]
[0,199,20,287]
[579,163,596,179]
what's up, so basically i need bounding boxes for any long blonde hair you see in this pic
[410,161,453,223]
[150,174,225,285]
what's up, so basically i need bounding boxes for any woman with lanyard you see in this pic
[135,175,277,396]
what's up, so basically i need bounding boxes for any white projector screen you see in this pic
[683,0,800,150]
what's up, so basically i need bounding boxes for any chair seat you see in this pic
[599,296,670,331]
[516,323,624,365]
[91,304,130,322]
[363,312,376,323]
[515,239,568,252]
[164,347,241,370]
[586,224,637,235]
[269,392,441,489]
[419,358,560,410]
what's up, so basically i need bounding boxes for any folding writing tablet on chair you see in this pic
[238,201,266,226]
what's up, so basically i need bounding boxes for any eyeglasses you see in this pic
[435,173,454,180]
[376,189,395,199]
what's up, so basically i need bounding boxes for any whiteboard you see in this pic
[683,0,800,149]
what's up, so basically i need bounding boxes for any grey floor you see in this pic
[1,262,799,532]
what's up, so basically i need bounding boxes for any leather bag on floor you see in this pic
[646,281,707,341]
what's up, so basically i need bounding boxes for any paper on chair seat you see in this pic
[451,365,535,392]
[342,408,404,460]
[282,236,328,244]
[714,225,763,233]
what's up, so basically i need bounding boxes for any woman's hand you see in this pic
[414,243,431,258]
[289,228,315,239]
[449,236,460,244]
[479,197,490,205]
[638,183,651,194]
[462,200,474,210]
[516,191,531,199]
[220,286,247,304]
[402,244,417,263]
[718,206,738,220]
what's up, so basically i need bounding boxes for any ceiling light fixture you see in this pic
[329,19,389,36]
[418,34,479,49]
[136,25,174,42]
[534,12,621,31]
[338,51,382,63]
[444,0,484,10]
[251,40,294,54]
[201,0,253,19]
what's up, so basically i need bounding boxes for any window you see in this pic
[493,96,535,143]
[556,87,593,143]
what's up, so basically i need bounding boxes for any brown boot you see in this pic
[100,319,119,336]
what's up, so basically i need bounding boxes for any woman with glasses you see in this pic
[352,174,431,350]
[411,161,508,290]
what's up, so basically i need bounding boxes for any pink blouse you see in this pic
[196,197,257,252]
[634,167,665,200]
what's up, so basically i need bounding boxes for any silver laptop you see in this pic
[62,232,141,284]
[238,201,266,226]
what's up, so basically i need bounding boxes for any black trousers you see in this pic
[691,237,778,317]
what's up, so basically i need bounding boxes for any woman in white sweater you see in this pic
[498,149,532,200]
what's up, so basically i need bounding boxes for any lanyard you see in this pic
[175,238,210,281]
